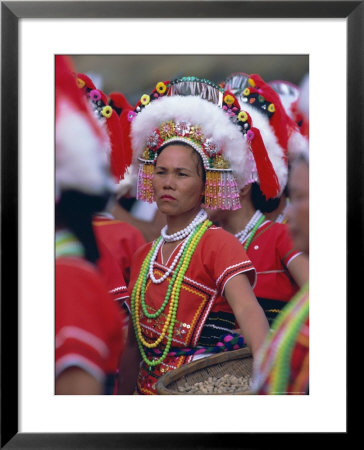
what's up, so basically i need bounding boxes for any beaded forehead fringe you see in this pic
[136,162,241,210]
[168,78,223,105]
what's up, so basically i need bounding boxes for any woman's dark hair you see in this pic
[156,141,206,185]
[251,182,282,213]
[56,190,110,263]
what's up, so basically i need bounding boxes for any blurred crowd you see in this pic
[55,55,309,395]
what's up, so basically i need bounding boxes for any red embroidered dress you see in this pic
[126,226,256,395]
[244,220,302,325]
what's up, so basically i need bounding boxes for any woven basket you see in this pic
[156,347,253,395]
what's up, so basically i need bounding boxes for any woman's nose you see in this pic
[163,173,175,189]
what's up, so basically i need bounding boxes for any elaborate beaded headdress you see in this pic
[225,72,308,166]
[128,77,271,209]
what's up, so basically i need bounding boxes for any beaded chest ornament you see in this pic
[131,217,213,368]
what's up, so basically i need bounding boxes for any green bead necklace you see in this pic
[244,214,266,251]
[131,219,212,368]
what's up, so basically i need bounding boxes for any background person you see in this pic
[55,55,126,394]
[250,152,309,394]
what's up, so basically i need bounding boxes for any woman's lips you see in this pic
[160,195,176,200]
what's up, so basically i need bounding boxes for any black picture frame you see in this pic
[1,1,360,448]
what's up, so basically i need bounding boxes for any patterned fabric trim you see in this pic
[256,297,288,326]
[146,333,246,357]
[56,326,110,358]
[55,354,105,382]
[198,311,236,345]
[216,260,255,293]
[55,230,84,259]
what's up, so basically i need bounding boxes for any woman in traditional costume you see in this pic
[224,72,309,224]
[117,78,270,395]
[208,74,309,326]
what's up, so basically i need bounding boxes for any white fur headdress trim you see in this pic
[56,98,116,200]
[131,95,251,188]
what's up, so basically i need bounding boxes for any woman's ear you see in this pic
[240,183,252,199]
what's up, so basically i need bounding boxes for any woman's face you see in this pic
[287,160,309,255]
[152,144,204,218]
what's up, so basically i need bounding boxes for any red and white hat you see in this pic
[268,79,300,120]
[269,78,309,139]
[76,74,130,182]
[55,55,115,202]
[225,72,309,166]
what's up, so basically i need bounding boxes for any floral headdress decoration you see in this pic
[225,72,308,164]
[127,76,280,209]
[76,73,130,182]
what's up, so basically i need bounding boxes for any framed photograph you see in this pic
[1,0,359,447]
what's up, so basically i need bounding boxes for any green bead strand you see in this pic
[244,214,266,251]
[134,220,211,368]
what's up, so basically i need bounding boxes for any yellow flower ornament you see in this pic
[224,94,235,106]
[101,105,113,119]
[156,82,167,95]
[76,77,85,89]
[238,111,248,122]
[140,94,150,106]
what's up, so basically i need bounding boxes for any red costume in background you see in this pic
[244,220,302,325]
[93,214,146,286]
[56,255,126,394]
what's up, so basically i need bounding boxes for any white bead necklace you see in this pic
[235,210,264,244]
[149,209,208,284]
[160,209,207,243]
[275,199,290,224]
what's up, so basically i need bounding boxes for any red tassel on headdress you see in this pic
[107,109,128,181]
[119,108,133,168]
[249,126,281,199]
[109,92,133,114]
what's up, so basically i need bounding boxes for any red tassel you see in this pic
[109,92,133,111]
[119,108,133,169]
[107,110,127,181]
[250,127,281,199]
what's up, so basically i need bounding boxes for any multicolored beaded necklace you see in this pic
[252,283,309,394]
[131,218,212,369]
[234,210,266,251]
